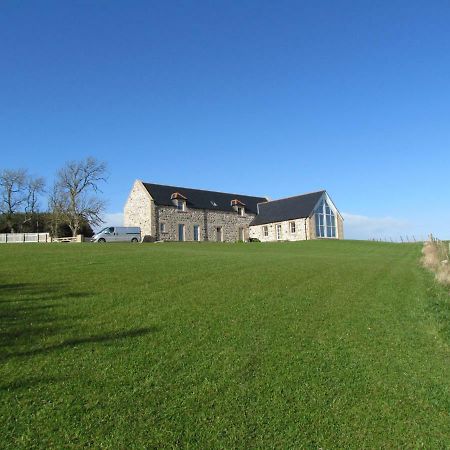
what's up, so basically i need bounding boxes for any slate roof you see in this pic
[142,182,267,215]
[250,191,325,226]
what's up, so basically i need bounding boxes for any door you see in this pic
[216,227,223,242]
[109,227,118,242]
[193,225,199,241]
[178,224,185,241]
[276,224,282,240]
[238,227,245,241]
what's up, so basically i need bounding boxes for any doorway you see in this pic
[216,226,223,242]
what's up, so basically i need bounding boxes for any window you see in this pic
[100,227,114,234]
[160,222,166,233]
[237,207,244,216]
[178,224,185,241]
[276,224,282,240]
[193,225,200,241]
[263,226,268,237]
[177,199,185,211]
[290,222,296,233]
[314,198,336,238]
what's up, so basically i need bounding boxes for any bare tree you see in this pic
[25,176,46,215]
[22,176,46,231]
[0,169,27,231]
[48,182,68,237]
[53,157,107,236]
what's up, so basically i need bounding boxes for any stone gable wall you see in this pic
[337,215,344,239]
[123,181,153,237]
[308,215,316,240]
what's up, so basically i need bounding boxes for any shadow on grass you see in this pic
[0,375,65,392]
[0,282,158,361]
[4,327,158,360]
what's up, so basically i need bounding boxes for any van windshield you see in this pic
[99,227,114,234]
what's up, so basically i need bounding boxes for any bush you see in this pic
[422,238,450,286]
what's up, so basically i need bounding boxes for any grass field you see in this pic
[1,240,449,448]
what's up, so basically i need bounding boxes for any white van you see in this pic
[91,226,141,243]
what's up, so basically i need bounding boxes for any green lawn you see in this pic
[1,241,449,448]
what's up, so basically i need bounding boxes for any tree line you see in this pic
[0,157,108,237]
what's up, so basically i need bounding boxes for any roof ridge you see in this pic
[259,190,325,205]
[142,181,267,200]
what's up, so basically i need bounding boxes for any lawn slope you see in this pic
[1,241,449,448]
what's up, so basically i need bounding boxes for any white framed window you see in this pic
[314,198,336,238]
[178,224,185,241]
[193,225,200,241]
[290,222,296,233]
[263,226,268,237]
[160,222,166,233]
[237,206,244,216]
[177,199,185,211]
[276,224,282,240]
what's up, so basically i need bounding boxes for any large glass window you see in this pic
[314,198,336,238]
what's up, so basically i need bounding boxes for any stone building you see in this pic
[124,180,267,242]
[124,180,344,242]
[248,190,344,242]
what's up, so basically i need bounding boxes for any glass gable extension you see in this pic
[315,198,336,238]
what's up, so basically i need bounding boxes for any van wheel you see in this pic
[131,238,139,243]
[98,238,106,243]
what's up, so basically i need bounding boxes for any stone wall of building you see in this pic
[156,206,256,242]
[123,180,344,242]
[249,214,344,242]
[337,215,344,240]
[123,180,153,237]
[249,218,308,242]
[308,215,316,240]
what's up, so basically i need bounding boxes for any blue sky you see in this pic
[1,1,449,239]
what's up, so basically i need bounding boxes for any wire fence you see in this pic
[368,235,424,243]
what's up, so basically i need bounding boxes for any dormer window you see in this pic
[171,192,187,211]
[231,199,245,215]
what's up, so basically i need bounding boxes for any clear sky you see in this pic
[1,1,449,239]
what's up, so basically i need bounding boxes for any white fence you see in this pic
[52,236,82,243]
[0,233,51,243]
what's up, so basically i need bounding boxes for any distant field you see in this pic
[1,241,449,448]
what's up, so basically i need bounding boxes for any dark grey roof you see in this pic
[142,182,267,215]
[250,191,325,226]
